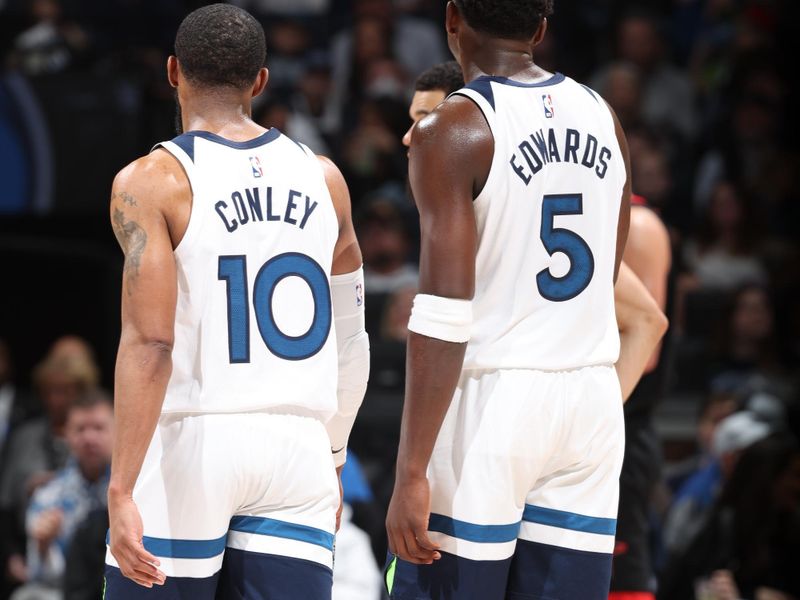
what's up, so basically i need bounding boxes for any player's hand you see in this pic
[386,474,440,565]
[335,465,344,532]
[108,495,166,588]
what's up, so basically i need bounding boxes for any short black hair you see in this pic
[175,4,266,90]
[453,0,553,41]
[415,61,464,96]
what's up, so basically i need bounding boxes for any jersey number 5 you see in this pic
[218,253,331,363]
[536,194,595,302]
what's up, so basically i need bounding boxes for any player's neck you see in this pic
[180,94,263,139]
[462,40,545,83]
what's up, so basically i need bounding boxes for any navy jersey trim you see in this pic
[461,78,496,110]
[476,72,566,89]
[166,133,196,162]
[181,127,281,150]
[580,84,600,103]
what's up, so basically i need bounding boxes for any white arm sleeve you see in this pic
[327,267,370,467]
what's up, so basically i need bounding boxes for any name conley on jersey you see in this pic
[214,187,318,233]
[509,127,613,185]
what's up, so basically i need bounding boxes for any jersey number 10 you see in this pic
[218,252,332,363]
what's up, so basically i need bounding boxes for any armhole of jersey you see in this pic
[452,87,497,134]
[452,87,500,204]
[153,140,201,257]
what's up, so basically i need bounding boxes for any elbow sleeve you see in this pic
[327,267,370,467]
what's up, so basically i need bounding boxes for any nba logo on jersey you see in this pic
[249,156,263,178]
[356,283,364,307]
[542,94,555,118]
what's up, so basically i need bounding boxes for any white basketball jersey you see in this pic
[154,129,339,418]
[454,73,625,371]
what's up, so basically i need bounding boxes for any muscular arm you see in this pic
[614,263,669,401]
[387,97,487,564]
[623,206,671,371]
[107,151,187,587]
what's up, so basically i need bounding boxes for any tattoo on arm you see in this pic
[113,191,137,207]
[112,206,147,285]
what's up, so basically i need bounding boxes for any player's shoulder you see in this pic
[413,94,492,154]
[111,149,190,209]
[630,203,667,235]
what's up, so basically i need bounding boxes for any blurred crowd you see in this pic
[0,0,798,599]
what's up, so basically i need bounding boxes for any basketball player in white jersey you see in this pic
[385,1,660,598]
[402,62,667,402]
[104,5,369,599]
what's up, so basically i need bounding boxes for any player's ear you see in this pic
[532,17,548,48]
[251,67,269,99]
[167,56,179,88]
[445,1,462,60]
[445,1,460,36]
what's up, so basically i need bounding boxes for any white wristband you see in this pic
[407,294,472,343]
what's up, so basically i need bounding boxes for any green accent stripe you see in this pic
[102,576,107,600]
[385,556,398,595]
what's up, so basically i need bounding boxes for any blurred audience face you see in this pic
[697,395,739,454]
[359,201,410,274]
[402,89,446,147]
[66,400,113,480]
[354,18,390,66]
[731,287,773,345]
[602,63,642,129]
[618,16,661,71]
[708,182,743,237]
[631,148,671,209]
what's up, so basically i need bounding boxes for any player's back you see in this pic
[455,73,625,371]
[155,129,339,417]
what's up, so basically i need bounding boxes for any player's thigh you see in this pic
[509,366,624,600]
[220,413,339,600]
[389,370,549,600]
[105,415,238,599]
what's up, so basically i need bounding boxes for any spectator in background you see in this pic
[10,389,112,600]
[6,0,90,75]
[712,284,786,383]
[683,182,766,291]
[658,432,800,600]
[256,96,330,155]
[662,409,772,556]
[357,193,417,296]
[591,10,697,142]
[0,341,99,590]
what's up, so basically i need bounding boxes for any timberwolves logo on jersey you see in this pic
[542,94,555,118]
[250,156,263,178]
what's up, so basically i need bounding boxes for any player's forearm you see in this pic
[615,268,668,401]
[396,333,465,480]
[108,334,172,499]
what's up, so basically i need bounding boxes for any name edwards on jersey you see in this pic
[214,186,319,233]
[509,127,613,185]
